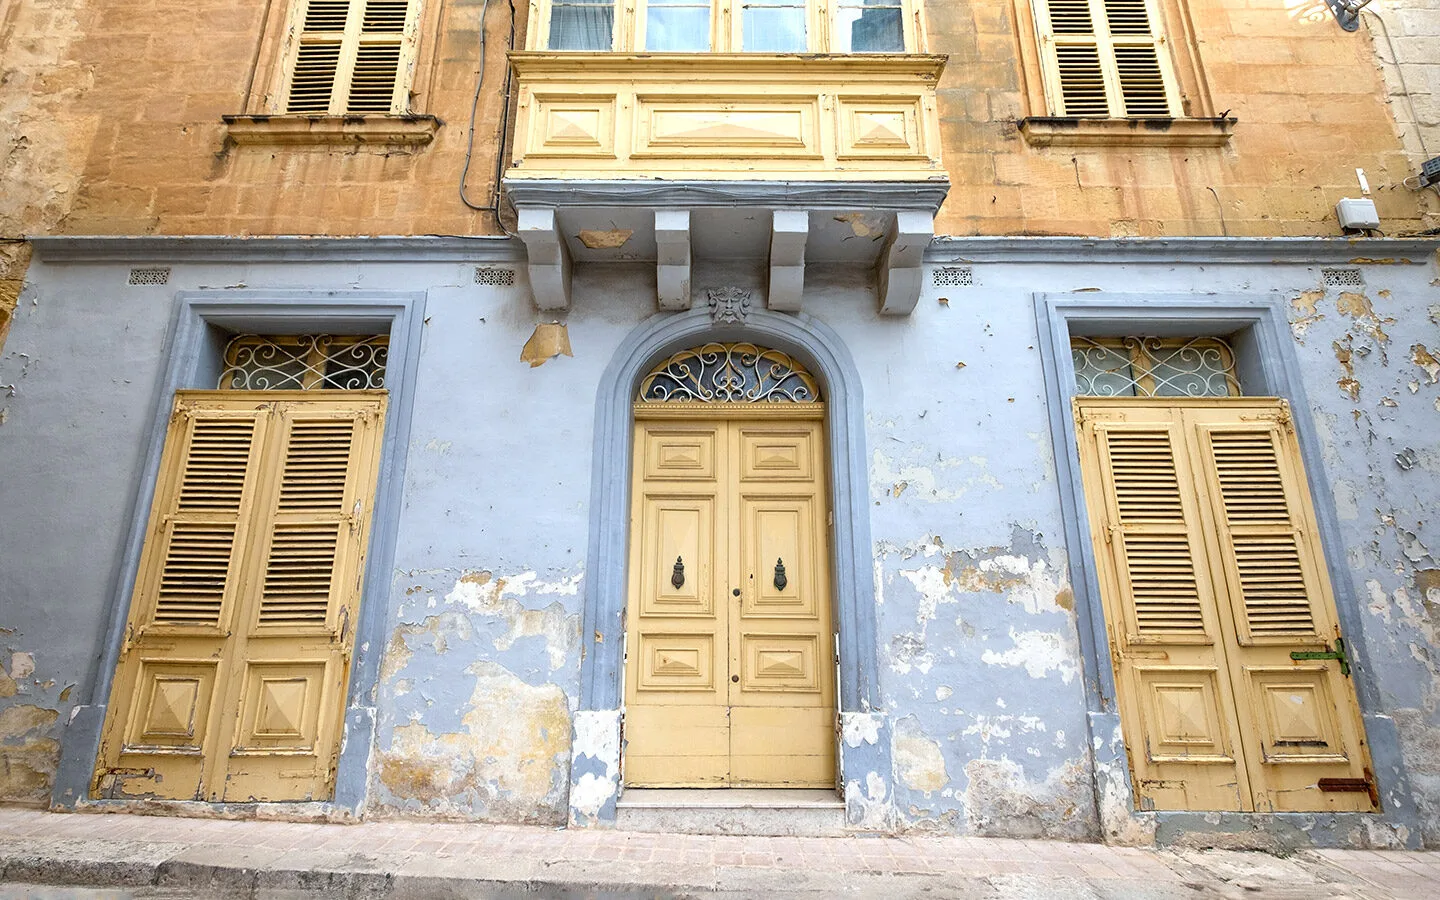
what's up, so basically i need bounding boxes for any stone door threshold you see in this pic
[615,789,848,835]
[617,788,843,809]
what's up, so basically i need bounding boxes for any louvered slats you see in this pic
[1123,535,1205,633]
[1056,46,1109,116]
[1048,0,1094,32]
[279,421,355,511]
[363,0,410,31]
[1103,0,1151,33]
[1107,431,1184,521]
[259,525,341,626]
[154,524,236,625]
[348,43,402,113]
[287,43,342,113]
[1231,537,1315,634]
[1209,432,1290,524]
[177,420,255,511]
[1115,46,1169,116]
[304,0,352,30]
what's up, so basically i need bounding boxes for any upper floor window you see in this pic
[540,0,915,52]
[279,0,422,115]
[1034,0,1179,117]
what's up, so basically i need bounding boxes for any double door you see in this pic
[623,408,835,787]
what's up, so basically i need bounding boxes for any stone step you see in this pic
[614,788,847,836]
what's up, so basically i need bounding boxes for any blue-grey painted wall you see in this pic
[2,240,1437,848]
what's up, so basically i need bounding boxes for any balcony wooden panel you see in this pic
[508,53,947,182]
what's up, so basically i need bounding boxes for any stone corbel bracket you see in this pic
[517,206,572,311]
[878,211,934,315]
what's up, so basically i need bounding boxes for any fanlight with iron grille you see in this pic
[638,343,820,403]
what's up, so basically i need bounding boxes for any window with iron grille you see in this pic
[221,334,389,391]
[1071,336,1240,398]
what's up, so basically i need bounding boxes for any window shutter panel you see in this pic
[1036,0,1177,117]
[254,408,369,628]
[347,0,412,113]
[1199,423,1320,639]
[1102,429,1207,635]
[149,410,268,627]
[286,0,352,113]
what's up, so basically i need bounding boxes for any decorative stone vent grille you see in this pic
[1322,267,1364,288]
[128,267,171,285]
[933,266,974,287]
[475,266,516,286]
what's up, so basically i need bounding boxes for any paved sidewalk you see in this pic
[1,807,1439,898]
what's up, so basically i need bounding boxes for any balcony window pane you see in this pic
[646,0,711,50]
[742,0,806,51]
[549,0,615,50]
[834,0,903,52]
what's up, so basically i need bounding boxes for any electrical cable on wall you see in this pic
[459,0,519,228]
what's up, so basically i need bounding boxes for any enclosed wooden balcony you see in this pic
[505,53,947,184]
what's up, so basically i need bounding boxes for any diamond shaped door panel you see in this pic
[1135,667,1235,764]
[741,501,815,618]
[741,634,821,692]
[639,499,715,618]
[123,660,220,753]
[638,633,716,691]
[738,428,814,482]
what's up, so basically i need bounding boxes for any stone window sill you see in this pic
[1018,116,1235,147]
[222,115,441,146]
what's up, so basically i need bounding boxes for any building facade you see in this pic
[1,0,1439,848]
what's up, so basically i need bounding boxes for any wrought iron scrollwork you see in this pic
[1071,336,1239,398]
[220,334,388,391]
[638,342,820,403]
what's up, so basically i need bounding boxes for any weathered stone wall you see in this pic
[1367,0,1440,222]
[3,247,1436,846]
[0,0,1436,256]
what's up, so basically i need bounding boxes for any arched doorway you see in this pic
[568,304,888,827]
[624,342,835,787]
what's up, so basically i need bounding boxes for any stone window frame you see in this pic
[1011,0,1234,147]
[1033,292,1421,844]
[52,290,426,816]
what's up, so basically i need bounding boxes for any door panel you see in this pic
[623,413,834,788]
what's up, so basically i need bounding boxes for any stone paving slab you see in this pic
[2,807,1439,898]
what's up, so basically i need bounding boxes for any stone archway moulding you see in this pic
[567,303,891,828]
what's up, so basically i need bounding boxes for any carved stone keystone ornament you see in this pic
[707,287,752,324]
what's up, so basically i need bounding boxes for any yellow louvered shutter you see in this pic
[1076,397,1377,814]
[1076,401,1249,812]
[96,398,273,800]
[97,392,387,804]
[284,0,420,115]
[1036,0,1180,117]
[1186,402,1375,813]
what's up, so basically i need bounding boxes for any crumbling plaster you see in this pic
[1,248,1437,848]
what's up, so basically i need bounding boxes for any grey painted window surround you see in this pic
[1033,292,1420,841]
[579,305,882,713]
[52,290,426,814]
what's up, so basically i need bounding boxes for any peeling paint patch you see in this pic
[577,229,633,249]
[1412,344,1439,385]
[520,323,573,368]
[377,661,570,822]
[894,716,948,793]
[1289,289,1325,339]
[964,758,1096,841]
[568,709,621,824]
[1333,337,1360,401]
[445,570,581,670]
[981,628,1079,683]
[0,703,61,804]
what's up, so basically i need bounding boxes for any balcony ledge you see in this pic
[222,115,442,146]
[1018,116,1236,147]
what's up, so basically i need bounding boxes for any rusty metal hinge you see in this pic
[1318,767,1379,807]
[1291,637,1350,676]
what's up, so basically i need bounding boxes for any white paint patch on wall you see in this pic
[981,628,1079,683]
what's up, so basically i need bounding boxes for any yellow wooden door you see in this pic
[96,391,385,802]
[623,406,835,787]
[1075,397,1375,813]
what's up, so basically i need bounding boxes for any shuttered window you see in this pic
[1076,397,1376,814]
[1035,0,1180,117]
[97,392,386,803]
[283,0,420,115]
